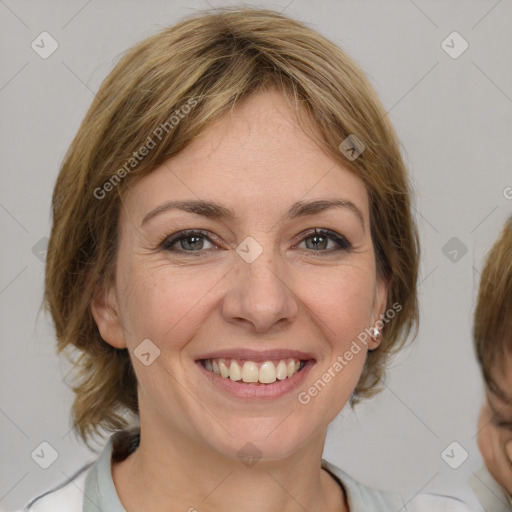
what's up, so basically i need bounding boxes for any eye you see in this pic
[296,228,352,253]
[159,227,352,255]
[160,229,218,253]
[497,422,512,433]
[490,416,512,432]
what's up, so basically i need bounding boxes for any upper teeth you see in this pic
[203,358,303,384]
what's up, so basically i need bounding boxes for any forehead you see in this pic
[123,90,370,222]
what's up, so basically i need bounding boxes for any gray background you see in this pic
[1,0,511,510]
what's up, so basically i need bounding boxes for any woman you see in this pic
[21,6,472,511]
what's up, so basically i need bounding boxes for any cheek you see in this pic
[302,266,377,347]
[293,268,375,409]
[477,406,507,480]
[477,427,494,466]
[477,407,493,459]
[117,259,225,349]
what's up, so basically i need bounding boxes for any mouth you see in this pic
[199,357,307,384]
[194,349,316,400]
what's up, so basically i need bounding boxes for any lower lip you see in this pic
[195,360,315,400]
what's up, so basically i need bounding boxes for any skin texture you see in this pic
[92,90,388,512]
[477,351,512,497]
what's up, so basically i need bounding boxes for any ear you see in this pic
[369,276,390,350]
[90,281,127,349]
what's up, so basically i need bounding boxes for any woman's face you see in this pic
[94,90,387,461]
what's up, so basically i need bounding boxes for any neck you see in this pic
[112,421,347,512]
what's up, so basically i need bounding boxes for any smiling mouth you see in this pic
[199,357,308,385]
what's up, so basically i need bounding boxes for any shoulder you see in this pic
[18,463,91,512]
[468,465,510,512]
[322,459,405,510]
[321,459,474,512]
[18,427,137,512]
[406,492,477,511]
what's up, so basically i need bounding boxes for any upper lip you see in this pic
[195,348,316,362]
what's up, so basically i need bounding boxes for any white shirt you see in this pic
[468,465,512,511]
[19,427,475,512]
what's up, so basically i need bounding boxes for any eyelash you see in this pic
[494,420,512,432]
[159,228,352,255]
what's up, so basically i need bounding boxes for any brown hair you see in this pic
[44,6,420,446]
[473,216,512,393]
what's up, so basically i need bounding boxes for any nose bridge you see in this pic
[222,238,299,332]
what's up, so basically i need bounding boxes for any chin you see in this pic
[198,415,319,464]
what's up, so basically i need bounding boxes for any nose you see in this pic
[221,249,299,334]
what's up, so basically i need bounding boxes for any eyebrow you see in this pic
[141,198,366,231]
[488,379,512,404]
[487,398,512,424]
[486,385,512,423]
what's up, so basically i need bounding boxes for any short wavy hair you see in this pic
[473,216,512,392]
[44,6,420,446]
